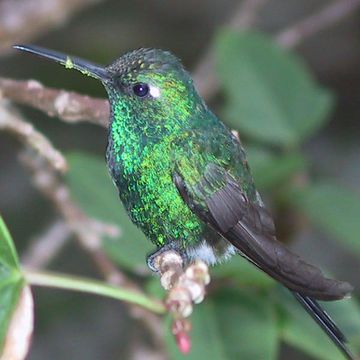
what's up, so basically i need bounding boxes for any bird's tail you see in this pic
[293,292,355,360]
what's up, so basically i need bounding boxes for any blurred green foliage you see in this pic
[291,182,360,254]
[0,217,25,352]
[216,31,334,146]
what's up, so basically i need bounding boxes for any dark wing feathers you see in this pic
[175,164,353,301]
[174,163,355,360]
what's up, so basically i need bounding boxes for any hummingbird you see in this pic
[14,44,355,359]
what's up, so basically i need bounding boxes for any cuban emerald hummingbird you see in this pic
[14,44,355,359]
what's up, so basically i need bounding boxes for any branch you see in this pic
[276,0,360,48]
[193,0,269,99]
[0,78,109,126]
[0,0,103,56]
[0,101,68,172]
[21,220,71,269]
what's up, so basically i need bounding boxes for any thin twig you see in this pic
[276,0,360,48]
[0,101,68,172]
[193,0,269,99]
[22,220,71,269]
[0,0,103,56]
[228,0,269,29]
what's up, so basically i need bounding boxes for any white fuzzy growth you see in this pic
[149,85,161,98]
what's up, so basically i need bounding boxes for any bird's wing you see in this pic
[173,163,353,301]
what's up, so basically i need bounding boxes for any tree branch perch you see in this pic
[0,78,109,126]
[0,100,68,172]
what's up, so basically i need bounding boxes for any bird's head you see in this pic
[105,48,202,124]
[13,45,204,128]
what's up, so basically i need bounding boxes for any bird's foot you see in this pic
[146,243,185,273]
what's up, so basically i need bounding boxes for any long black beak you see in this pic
[13,44,109,81]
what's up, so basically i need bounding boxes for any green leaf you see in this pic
[66,153,153,270]
[214,289,279,359]
[0,216,25,354]
[290,182,360,254]
[165,289,279,360]
[215,31,334,146]
[247,146,307,190]
[279,288,360,359]
[212,256,275,288]
[0,217,20,269]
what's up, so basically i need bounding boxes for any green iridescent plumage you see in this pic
[104,49,256,258]
[15,44,355,360]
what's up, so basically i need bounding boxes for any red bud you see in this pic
[176,331,191,354]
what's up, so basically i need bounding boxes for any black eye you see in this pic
[132,83,149,97]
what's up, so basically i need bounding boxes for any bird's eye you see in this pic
[132,83,149,97]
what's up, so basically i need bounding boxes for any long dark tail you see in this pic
[293,292,355,360]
